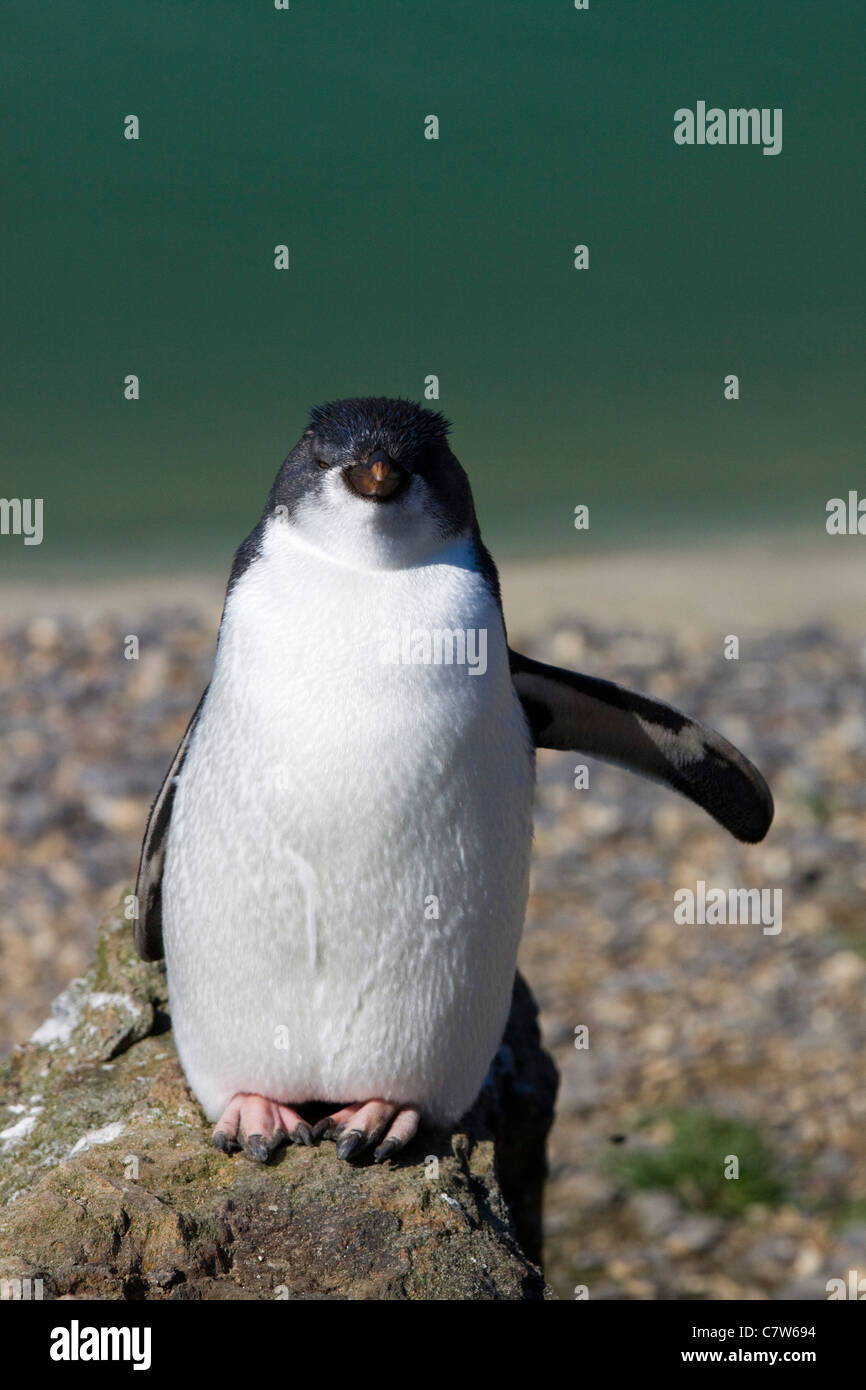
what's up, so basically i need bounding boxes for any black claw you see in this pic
[335,1128,367,1161]
[293,1122,313,1147]
[373,1138,402,1165]
[311,1116,337,1142]
[213,1131,238,1154]
[244,1132,273,1162]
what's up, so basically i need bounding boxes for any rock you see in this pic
[627,1190,682,1239]
[741,1233,799,1281]
[545,1171,616,1230]
[819,951,866,991]
[0,896,558,1301]
[663,1216,724,1258]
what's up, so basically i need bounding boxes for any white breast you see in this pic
[162,522,536,1124]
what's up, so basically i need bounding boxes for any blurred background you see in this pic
[2,0,864,1299]
[2,0,863,568]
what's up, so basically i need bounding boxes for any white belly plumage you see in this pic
[162,529,535,1124]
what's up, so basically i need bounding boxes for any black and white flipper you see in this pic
[509,649,773,843]
[134,690,208,962]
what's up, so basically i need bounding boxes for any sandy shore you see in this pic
[3,534,863,636]
[501,535,865,640]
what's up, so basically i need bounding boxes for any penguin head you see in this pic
[266,397,476,568]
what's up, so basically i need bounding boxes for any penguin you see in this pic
[135,397,773,1164]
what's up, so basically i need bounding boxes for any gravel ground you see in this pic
[1,600,864,1300]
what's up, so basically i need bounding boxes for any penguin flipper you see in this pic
[508,649,773,844]
[134,689,207,962]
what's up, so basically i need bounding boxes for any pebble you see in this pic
[664,1216,725,1258]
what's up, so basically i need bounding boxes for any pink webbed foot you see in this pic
[311,1099,421,1163]
[212,1092,313,1162]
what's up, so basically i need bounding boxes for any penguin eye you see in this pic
[316,459,329,470]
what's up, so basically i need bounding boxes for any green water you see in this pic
[1,1,862,574]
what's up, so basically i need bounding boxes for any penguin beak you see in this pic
[343,450,409,502]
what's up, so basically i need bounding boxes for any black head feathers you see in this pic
[307,397,451,462]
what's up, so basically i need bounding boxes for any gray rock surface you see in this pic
[0,897,558,1301]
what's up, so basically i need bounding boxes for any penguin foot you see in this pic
[212,1092,313,1161]
[311,1099,421,1163]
